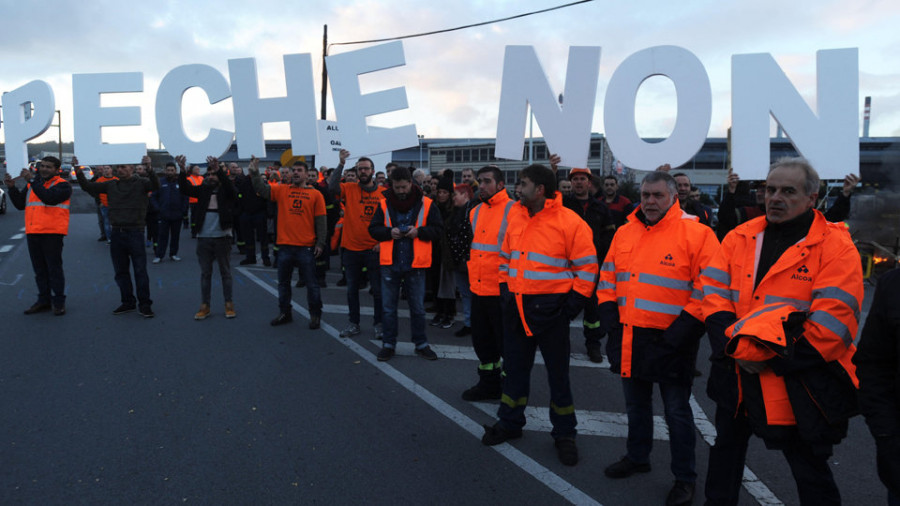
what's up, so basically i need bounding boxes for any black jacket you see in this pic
[178,170,237,232]
[563,194,615,261]
[854,268,900,494]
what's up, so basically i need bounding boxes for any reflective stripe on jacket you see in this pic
[701,211,863,427]
[598,200,719,378]
[500,194,598,336]
[25,176,70,235]
[378,197,433,268]
[186,174,203,204]
[467,190,513,296]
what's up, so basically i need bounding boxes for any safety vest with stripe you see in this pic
[467,190,513,296]
[700,210,863,426]
[500,194,598,336]
[25,176,70,235]
[378,197,433,268]
[187,174,203,204]
[597,200,719,378]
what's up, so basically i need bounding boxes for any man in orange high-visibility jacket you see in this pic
[597,170,718,506]
[368,167,442,362]
[187,166,204,238]
[4,156,72,315]
[480,163,597,468]
[461,164,514,402]
[700,157,862,506]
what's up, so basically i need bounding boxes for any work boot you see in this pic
[555,437,579,466]
[194,303,211,320]
[53,305,66,316]
[309,313,321,330]
[270,312,293,326]
[224,301,236,319]
[586,344,604,363]
[604,456,651,478]
[666,481,695,506]
[481,423,522,446]
[24,302,51,315]
[461,381,502,401]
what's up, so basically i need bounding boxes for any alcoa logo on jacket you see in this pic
[791,265,813,282]
[660,253,675,267]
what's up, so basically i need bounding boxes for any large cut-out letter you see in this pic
[732,49,858,180]
[604,46,711,171]
[495,46,601,168]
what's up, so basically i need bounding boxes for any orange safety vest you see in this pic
[596,200,720,377]
[500,194,598,336]
[700,211,863,426]
[378,197,433,268]
[95,176,117,206]
[25,176,70,235]
[187,174,203,204]
[467,190,514,296]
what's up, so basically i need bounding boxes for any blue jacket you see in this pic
[153,177,188,221]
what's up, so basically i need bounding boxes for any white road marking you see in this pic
[243,267,784,506]
[0,274,22,286]
[472,402,671,440]
[0,245,13,253]
[10,233,24,240]
[239,266,601,506]
[373,341,609,369]
[689,398,784,506]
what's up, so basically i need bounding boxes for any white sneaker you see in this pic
[152,257,162,264]
[170,255,181,262]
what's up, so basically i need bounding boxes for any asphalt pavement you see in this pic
[0,188,886,505]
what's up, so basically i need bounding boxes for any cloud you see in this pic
[1,0,897,150]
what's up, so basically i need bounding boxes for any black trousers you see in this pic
[27,234,65,307]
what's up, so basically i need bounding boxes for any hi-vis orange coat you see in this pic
[701,211,863,427]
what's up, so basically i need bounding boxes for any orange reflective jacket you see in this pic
[500,194,598,336]
[378,197,434,268]
[187,174,203,204]
[467,190,514,296]
[597,200,719,377]
[25,176,70,235]
[701,211,863,426]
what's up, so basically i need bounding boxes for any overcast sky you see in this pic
[2,0,898,152]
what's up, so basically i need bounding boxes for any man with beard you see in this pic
[178,156,237,320]
[329,151,385,339]
[368,167,443,362]
[481,163,597,467]
[250,157,326,329]
[75,155,159,317]
[460,164,513,401]
[152,162,188,263]
[602,175,632,228]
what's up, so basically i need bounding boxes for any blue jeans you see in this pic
[343,249,382,326]
[100,205,112,240]
[277,245,321,314]
[110,227,151,307]
[381,267,427,348]
[622,377,696,482]
[453,270,472,326]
